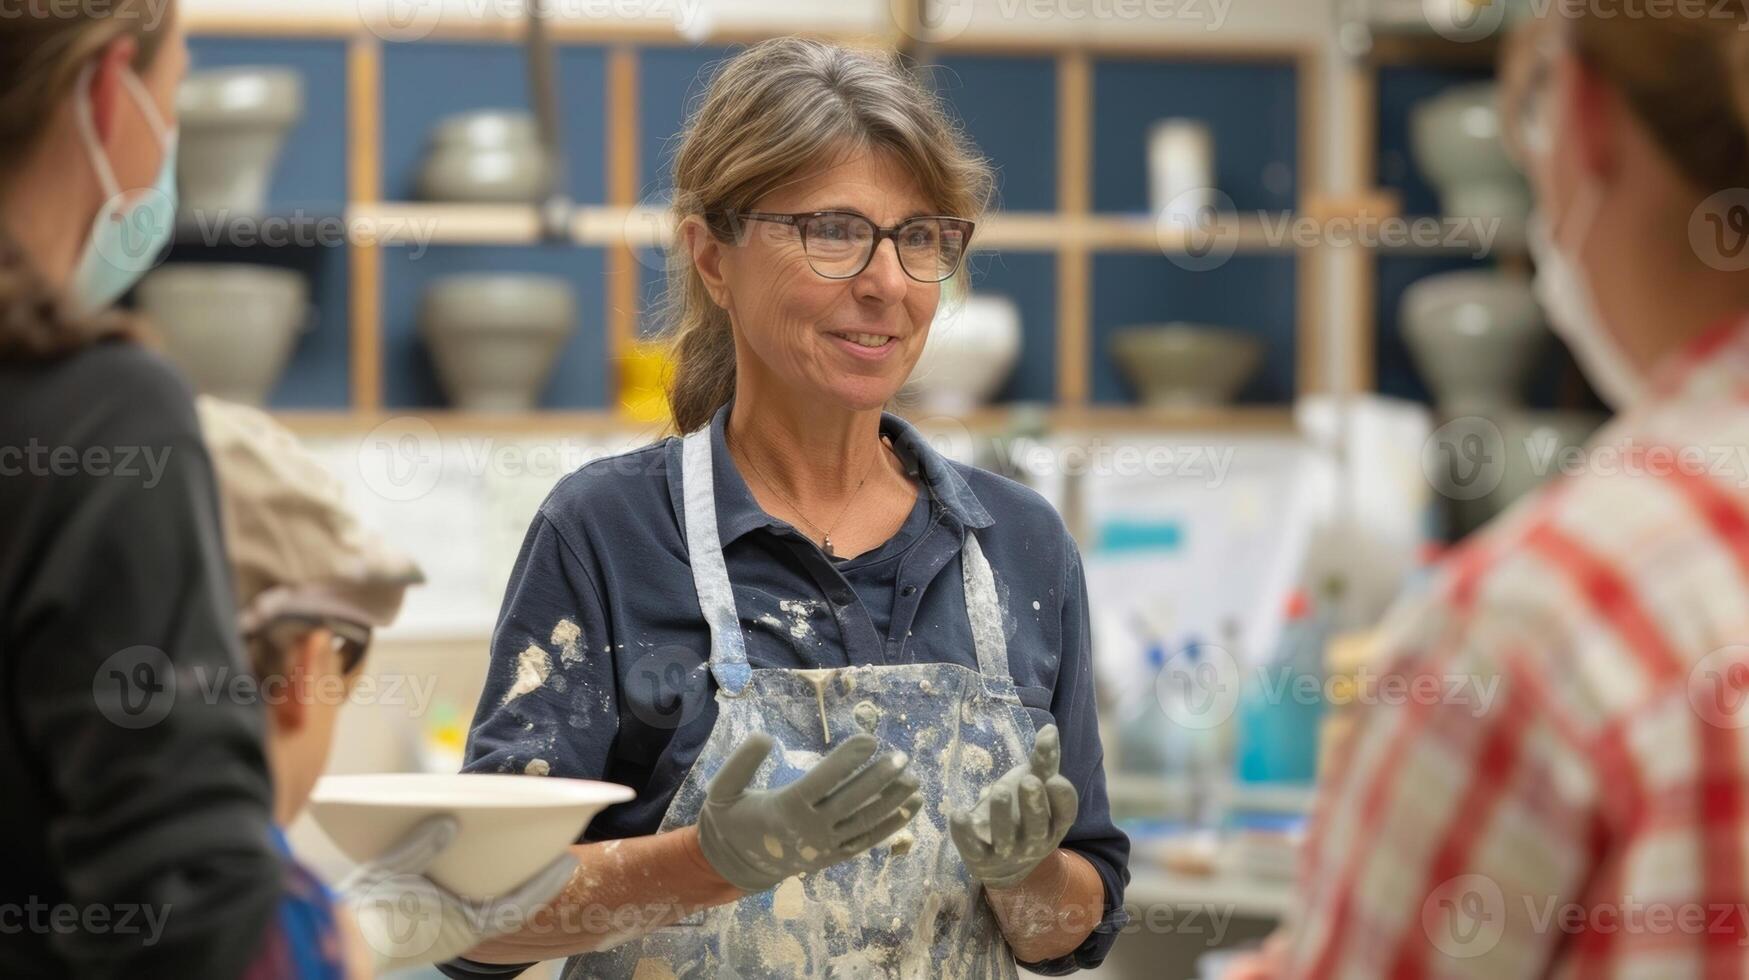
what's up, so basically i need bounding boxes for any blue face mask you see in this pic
[69,61,179,317]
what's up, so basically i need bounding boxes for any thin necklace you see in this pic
[736,438,881,558]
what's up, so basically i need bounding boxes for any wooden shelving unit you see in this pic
[1329,13,1514,396]
[185,6,1344,433]
[347,202,1303,253]
[272,403,1300,437]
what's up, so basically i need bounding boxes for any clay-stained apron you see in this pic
[563,426,1036,980]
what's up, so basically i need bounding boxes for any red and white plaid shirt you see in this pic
[1284,315,1749,979]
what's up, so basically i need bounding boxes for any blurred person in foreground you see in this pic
[198,397,581,977]
[1233,6,1749,978]
[0,4,288,975]
[0,1,574,972]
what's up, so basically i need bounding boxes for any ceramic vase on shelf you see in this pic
[901,288,1021,415]
[137,263,310,405]
[416,111,554,204]
[1148,119,1215,223]
[420,275,577,412]
[177,68,305,215]
[1400,269,1547,418]
[1410,82,1531,230]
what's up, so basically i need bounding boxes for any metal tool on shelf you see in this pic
[525,0,575,242]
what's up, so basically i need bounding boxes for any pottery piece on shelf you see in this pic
[309,773,633,902]
[177,68,305,215]
[420,274,577,412]
[1400,269,1547,415]
[136,263,309,405]
[1410,82,1531,226]
[416,110,554,204]
[901,291,1021,414]
[1148,119,1215,223]
[1110,323,1264,408]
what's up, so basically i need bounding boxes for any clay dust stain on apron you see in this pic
[796,668,836,743]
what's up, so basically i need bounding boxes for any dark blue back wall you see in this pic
[638,45,738,198]
[931,56,1059,213]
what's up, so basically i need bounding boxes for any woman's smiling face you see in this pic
[709,148,946,412]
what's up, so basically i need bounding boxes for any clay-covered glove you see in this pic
[697,732,923,893]
[340,814,577,972]
[949,724,1079,890]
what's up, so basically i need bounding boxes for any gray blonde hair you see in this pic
[662,36,994,433]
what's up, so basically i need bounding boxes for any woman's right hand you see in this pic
[696,732,922,893]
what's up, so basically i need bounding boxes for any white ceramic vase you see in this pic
[903,293,1021,414]
[1148,119,1215,222]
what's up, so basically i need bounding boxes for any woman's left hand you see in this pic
[950,725,1080,890]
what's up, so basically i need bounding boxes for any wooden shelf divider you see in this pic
[605,45,643,412]
[1055,51,1093,407]
[346,36,383,412]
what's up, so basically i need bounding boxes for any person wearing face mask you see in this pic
[1224,7,1749,978]
[0,6,572,977]
[0,7,288,978]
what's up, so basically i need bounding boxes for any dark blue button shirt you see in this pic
[450,405,1130,976]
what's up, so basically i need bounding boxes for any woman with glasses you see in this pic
[441,37,1128,980]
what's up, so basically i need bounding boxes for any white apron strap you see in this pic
[681,427,752,696]
[958,530,1014,693]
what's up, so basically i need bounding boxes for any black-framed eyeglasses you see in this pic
[705,209,975,284]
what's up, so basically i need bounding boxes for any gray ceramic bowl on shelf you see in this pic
[1400,270,1547,415]
[1111,323,1264,408]
[177,68,305,215]
[416,110,553,204]
[137,264,309,405]
[1410,82,1531,226]
[420,274,577,412]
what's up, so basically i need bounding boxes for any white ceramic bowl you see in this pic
[308,773,633,901]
